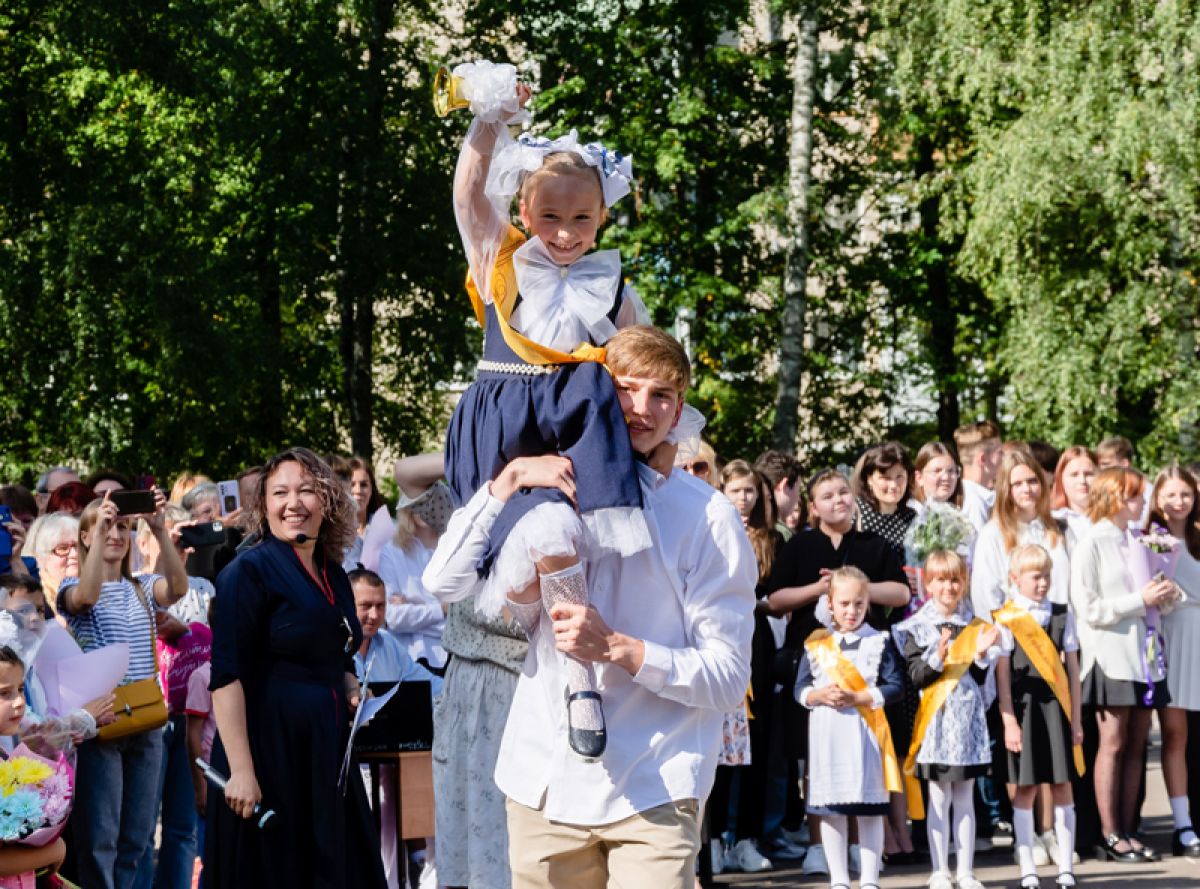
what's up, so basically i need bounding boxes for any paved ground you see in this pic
[716,733,1200,889]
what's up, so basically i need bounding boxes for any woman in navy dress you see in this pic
[205,448,386,888]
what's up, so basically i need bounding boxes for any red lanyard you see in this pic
[293,548,335,606]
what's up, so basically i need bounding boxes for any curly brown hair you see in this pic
[250,448,357,564]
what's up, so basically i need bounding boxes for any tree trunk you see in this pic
[336,0,393,460]
[771,8,818,453]
[915,136,959,442]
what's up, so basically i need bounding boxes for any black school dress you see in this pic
[766,526,908,758]
[1006,603,1075,786]
[205,535,386,889]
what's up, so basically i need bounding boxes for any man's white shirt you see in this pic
[424,462,756,826]
[961,478,995,538]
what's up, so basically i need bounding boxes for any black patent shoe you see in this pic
[566,689,606,760]
[1125,833,1161,862]
[1173,827,1200,858]
[1094,834,1141,862]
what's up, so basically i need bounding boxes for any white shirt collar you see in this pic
[1012,591,1051,621]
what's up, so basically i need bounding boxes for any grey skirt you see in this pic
[1081,664,1170,709]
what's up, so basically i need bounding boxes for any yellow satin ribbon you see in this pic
[465,225,609,367]
[805,629,904,796]
[992,601,1086,778]
[903,620,986,820]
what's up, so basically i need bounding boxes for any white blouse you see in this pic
[970,517,1070,620]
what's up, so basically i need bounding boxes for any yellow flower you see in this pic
[0,757,52,795]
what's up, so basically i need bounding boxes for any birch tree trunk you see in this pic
[771,7,818,452]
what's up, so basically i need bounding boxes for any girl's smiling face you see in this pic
[916,455,959,503]
[925,569,965,616]
[811,478,855,529]
[519,173,604,266]
[0,661,26,735]
[868,464,908,509]
[1157,478,1195,524]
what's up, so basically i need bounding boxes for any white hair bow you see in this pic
[487,130,634,209]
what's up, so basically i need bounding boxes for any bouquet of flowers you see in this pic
[1127,525,1182,706]
[901,502,976,617]
[0,744,75,889]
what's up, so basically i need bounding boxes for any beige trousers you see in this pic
[506,796,701,889]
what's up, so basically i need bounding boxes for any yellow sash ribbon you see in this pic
[805,630,904,796]
[992,602,1086,778]
[466,226,609,366]
[903,620,985,819]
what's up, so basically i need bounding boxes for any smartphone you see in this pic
[217,480,241,516]
[178,521,226,549]
[109,490,157,516]
[0,506,11,559]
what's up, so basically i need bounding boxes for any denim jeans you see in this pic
[73,728,165,889]
[133,715,197,889]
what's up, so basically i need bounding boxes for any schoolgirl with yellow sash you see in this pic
[795,566,903,889]
[894,551,1002,889]
[995,544,1083,889]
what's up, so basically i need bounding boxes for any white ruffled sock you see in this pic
[1054,804,1076,876]
[539,563,603,731]
[1013,806,1036,877]
[857,815,883,885]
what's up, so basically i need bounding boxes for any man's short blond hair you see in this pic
[954,420,1001,465]
[604,325,690,395]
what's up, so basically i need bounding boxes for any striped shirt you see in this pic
[58,574,162,684]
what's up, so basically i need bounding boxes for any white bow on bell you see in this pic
[510,237,621,352]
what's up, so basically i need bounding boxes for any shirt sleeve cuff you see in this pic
[867,687,884,708]
[632,639,671,694]
[1116,591,1147,618]
[799,687,814,708]
[923,647,945,671]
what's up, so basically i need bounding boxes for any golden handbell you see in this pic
[433,67,470,117]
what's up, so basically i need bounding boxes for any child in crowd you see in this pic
[185,600,217,889]
[897,550,1002,889]
[995,545,1082,889]
[0,645,68,884]
[795,566,904,889]
[437,60,656,759]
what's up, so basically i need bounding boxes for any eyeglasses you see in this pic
[682,461,710,475]
[50,542,78,558]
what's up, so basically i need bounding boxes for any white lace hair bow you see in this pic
[0,611,19,654]
[486,130,634,209]
[451,60,530,125]
[667,405,707,458]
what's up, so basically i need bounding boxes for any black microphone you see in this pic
[294,533,310,544]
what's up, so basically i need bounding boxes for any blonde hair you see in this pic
[828,565,870,599]
[137,504,189,543]
[923,549,968,586]
[392,507,419,555]
[520,152,606,219]
[1087,467,1145,523]
[992,449,1061,553]
[170,473,210,506]
[604,326,690,395]
[954,420,1001,466]
[1008,543,1053,577]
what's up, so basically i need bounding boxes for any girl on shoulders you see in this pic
[970,448,1069,618]
[795,566,904,889]
[896,550,1002,889]
[1148,465,1200,858]
[995,544,1083,888]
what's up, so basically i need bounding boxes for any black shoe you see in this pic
[566,689,606,759]
[1125,834,1161,862]
[1174,827,1200,858]
[1094,834,1140,862]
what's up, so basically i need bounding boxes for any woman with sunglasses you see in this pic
[205,448,386,889]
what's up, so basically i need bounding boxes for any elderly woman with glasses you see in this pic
[25,513,82,621]
[205,448,386,889]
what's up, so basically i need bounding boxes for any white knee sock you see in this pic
[821,815,851,887]
[1054,804,1076,875]
[951,779,976,879]
[539,564,602,730]
[857,815,883,885]
[1013,806,1037,877]
[1170,796,1198,845]
[927,780,951,875]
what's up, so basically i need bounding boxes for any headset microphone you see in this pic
[294,533,310,544]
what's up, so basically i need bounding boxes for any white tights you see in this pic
[927,779,976,879]
[821,814,883,887]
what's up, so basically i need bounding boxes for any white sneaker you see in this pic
[957,876,987,889]
[928,872,954,889]
[802,843,830,876]
[726,838,773,874]
[708,840,725,875]
[1032,834,1050,866]
[849,843,861,874]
